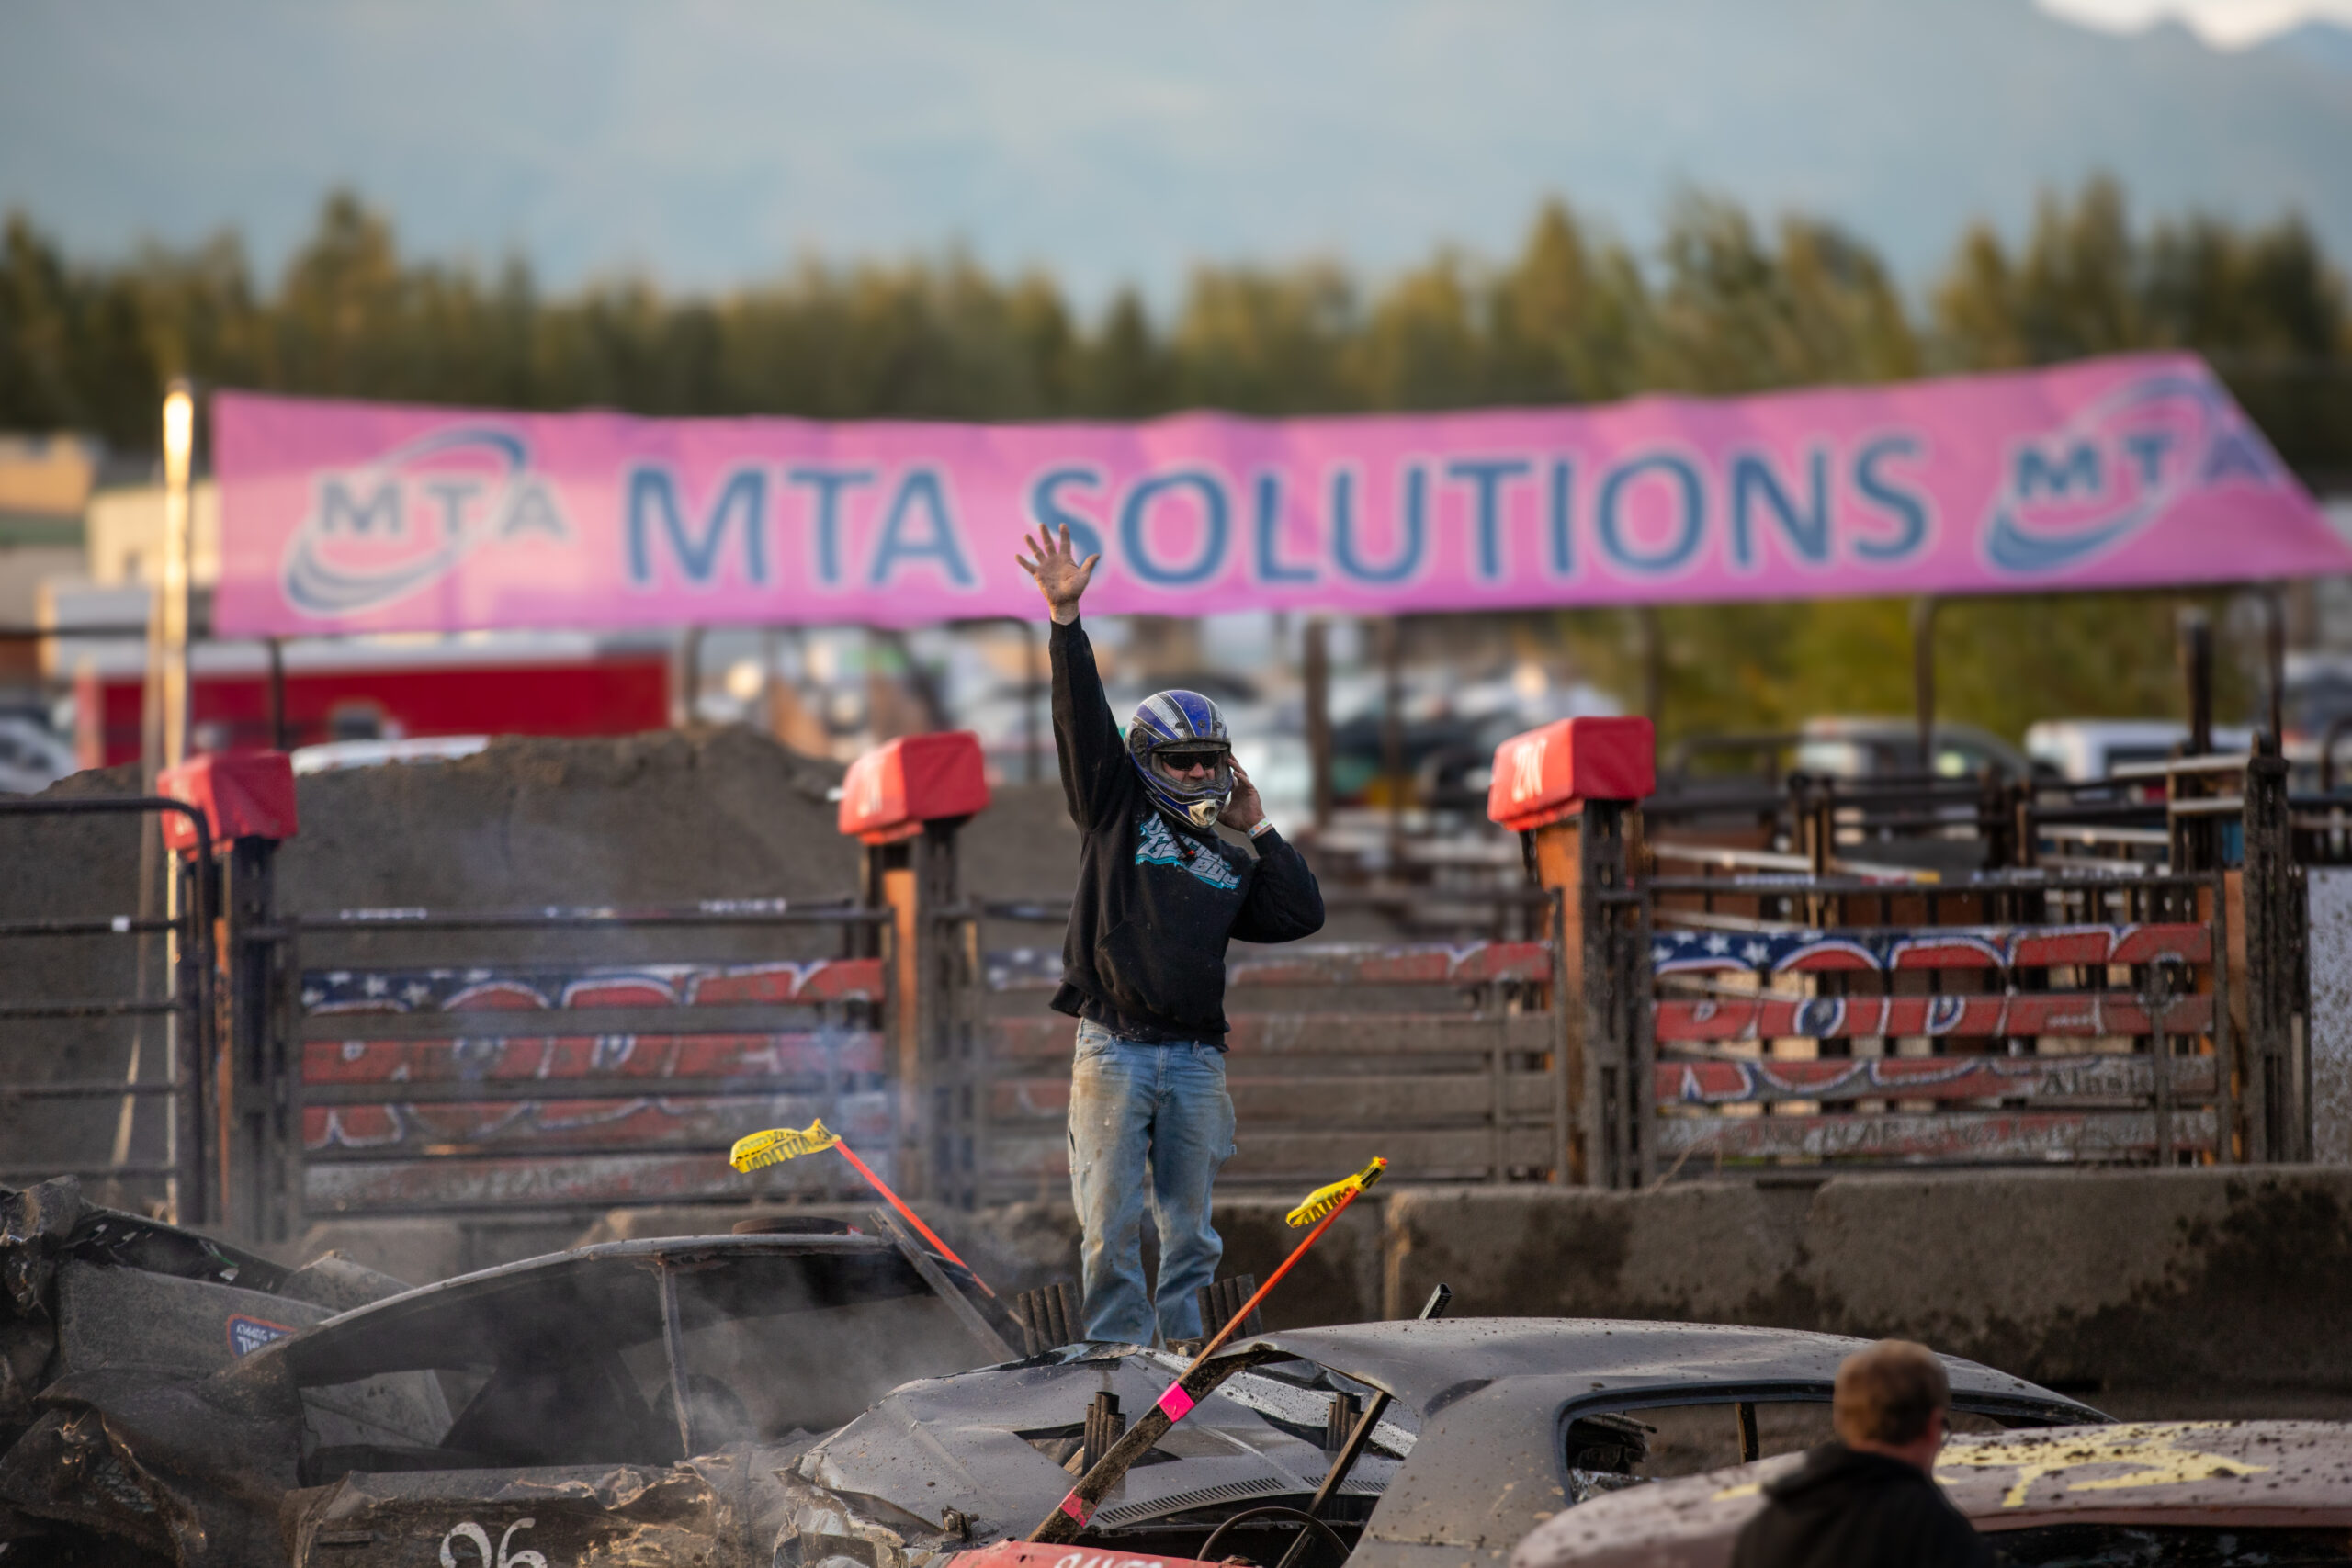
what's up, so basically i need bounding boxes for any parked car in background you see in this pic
[0,712,75,794]
[1665,717,2040,790]
[1793,716,2040,783]
[1512,1419,2352,1568]
[2288,652,2352,746]
[288,735,492,775]
[2025,719,2256,781]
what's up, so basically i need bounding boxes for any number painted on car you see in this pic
[438,1517,547,1568]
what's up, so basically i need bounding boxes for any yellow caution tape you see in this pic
[1285,1156,1387,1227]
[729,1118,841,1172]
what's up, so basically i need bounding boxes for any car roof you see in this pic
[1231,1322,2094,1568]
[269,1234,928,1384]
[1799,716,2007,743]
[1513,1421,2352,1567]
[2024,718,2197,743]
[1250,1319,2097,1421]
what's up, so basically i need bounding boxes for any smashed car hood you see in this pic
[801,1342,1409,1543]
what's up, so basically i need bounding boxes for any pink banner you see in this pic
[212,353,2347,636]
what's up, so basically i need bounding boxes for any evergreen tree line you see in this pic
[0,180,2340,740]
[5,178,2346,466]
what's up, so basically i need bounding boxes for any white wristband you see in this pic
[1247,818,1275,839]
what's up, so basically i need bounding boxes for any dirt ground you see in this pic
[282,726,859,970]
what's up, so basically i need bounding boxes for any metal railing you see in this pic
[944,886,1567,1204]
[0,796,215,1219]
[1603,746,2310,1177]
[274,897,895,1223]
[1642,868,2232,1173]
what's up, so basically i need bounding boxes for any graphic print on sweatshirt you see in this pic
[1135,812,1242,891]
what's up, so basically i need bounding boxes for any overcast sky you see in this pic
[2043,0,2352,44]
[3,1,2347,311]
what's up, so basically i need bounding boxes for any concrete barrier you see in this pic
[1384,1168,2352,1394]
[285,1168,2352,1402]
[588,1197,1386,1335]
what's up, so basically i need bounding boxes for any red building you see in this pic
[72,636,670,768]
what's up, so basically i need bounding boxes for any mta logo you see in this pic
[1982,370,2283,575]
[283,427,569,615]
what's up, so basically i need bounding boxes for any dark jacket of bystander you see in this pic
[1048,616,1324,1043]
[1730,1443,1990,1568]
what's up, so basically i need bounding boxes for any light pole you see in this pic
[124,378,196,1217]
[160,379,195,766]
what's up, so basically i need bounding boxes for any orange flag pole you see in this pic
[729,1118,995,1297]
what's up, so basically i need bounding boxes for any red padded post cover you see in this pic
[157,750,299,853]
[1486,716,1655,832]
[837,731,991,844]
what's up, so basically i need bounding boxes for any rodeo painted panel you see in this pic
[211,353,2346,635]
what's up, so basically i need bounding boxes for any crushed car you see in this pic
[0,1177,413,1564]
[0,1175,2108,1568]
[1511,1419,2352,1568]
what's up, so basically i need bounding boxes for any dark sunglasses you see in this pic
[1157,748,1230,770]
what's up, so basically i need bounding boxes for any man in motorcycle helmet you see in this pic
[1016,523,1326,1347]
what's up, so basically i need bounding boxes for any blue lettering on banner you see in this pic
[626,467,767,587]
[1548,458,1575,577]
[2016,443,2102,501]
[1850,435,1932,562]
[2121,430,2175,487]
[419,478,482,538]
[1331,465,1429,583]
[1120,470,1230,586]
[1729,448,1830,568]
[1596,454,1705,575]
[868,468,976,588]
[1445,457,1531,581]
[1027,468,1107,568]
[319,479,401,536]
[1983,370,2269,575]
[501,483,567,540]
[786,467,875,587]
[284,426,565,617]
[1252,472,1316,584]
[2201,430,2274,484]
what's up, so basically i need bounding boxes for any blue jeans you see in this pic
[1068,1019,1236,1345]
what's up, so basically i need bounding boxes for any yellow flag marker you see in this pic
[727,1118,994,1297]
[1034,1152,1396,1542]
[1178,1155,1390,1373]
[1286,1156,1388,1227]
[728,1118,840,1170]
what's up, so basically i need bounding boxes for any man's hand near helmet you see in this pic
[1217,758,1264,833]
[1014,523,1325,1348]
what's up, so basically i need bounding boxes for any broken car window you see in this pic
[1572,1399,2008,1482]
[291,1241,987,1482]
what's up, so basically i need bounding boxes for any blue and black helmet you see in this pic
[1127,689,1234,829]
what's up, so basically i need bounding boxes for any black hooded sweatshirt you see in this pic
[1048,616,1325,1043]
[1731,1444,1989,1568]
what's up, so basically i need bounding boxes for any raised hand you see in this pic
[1014,524,1100,625]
